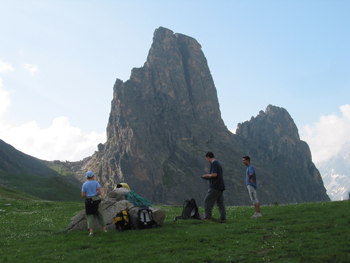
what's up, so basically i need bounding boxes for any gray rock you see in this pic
[67,189,166,231]
[58,27,330,206]
[107,188,130,201]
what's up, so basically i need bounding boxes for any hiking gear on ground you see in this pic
[174,198,200,221]
[123,190,152,207]
[138,206,157,229]
[115,183,130,190]
[85,198,101,215]
[113,210,132,231]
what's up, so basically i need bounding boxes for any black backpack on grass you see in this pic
[174,198,200,221]
[113,210,132,231]
[138,206,157,229]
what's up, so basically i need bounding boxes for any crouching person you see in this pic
[81,171,107,236]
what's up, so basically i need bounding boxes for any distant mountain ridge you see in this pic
[319,141,350,200]
[0,139,58,177]
[0,139,81,201]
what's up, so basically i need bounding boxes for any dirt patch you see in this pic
[256,248,272,255]
[263,235,273,240]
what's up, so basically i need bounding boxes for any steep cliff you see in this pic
[236,105,329,203]
[74,27,329,205]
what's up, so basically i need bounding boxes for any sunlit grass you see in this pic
[0,196,349,262]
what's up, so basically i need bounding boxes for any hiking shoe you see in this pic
[88,233,93,237]
[251,213,262,218]
[202,218,212,221]
[218,220,226,223]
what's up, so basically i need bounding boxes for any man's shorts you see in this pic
[247,185,259,204]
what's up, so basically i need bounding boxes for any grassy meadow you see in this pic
[0,190,349,263]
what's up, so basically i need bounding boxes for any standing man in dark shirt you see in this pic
[201,152,226,223]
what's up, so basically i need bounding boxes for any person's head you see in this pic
[206,152,215,163]
[86,171,94,179]
[242,156,250,167]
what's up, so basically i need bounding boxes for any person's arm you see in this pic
[81,191,86,198]
[202,173,217,178]
[97,187,102,195]
[202,162,218,178]
[248,167,255,183]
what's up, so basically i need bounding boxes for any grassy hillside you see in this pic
[0,185,41,200]
[0,139,59,178]
[41,160,83,188]
[0,194,349,262]
[0,171,81,202]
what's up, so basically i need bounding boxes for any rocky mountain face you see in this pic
[318,141,350,201]
[236,106,329,203]
[71,27,329,206]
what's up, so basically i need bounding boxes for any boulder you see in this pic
[67,189,166,231]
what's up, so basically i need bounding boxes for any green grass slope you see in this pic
[0,185,41,200]
[0,197,349,263]
[0,171,81,202]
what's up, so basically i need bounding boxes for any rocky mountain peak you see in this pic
[75,28,329,205]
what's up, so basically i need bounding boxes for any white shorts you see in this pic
[247,185,259,204]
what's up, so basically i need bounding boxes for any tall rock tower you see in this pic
[78,27,329,205]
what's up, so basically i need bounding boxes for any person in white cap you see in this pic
[81,171,107,236]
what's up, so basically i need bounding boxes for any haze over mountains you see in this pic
[0,27,337,204]
[318,141,350,201]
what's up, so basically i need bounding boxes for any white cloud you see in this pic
[0,60,14,72]
[0,116,106,161]
[301,104,350,165]
[0,78,11,117]
[24,63,39,75]
[0,76,105,161]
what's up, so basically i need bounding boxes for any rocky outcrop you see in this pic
[65,27,329,205]
[236,105,329,203]
[67,188,166,231]
[77,26,240,205]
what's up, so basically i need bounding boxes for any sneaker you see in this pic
[202,218,212,221]
[251,213,262,218]
[104,230,107,233]
[218,220,226,223]
[88,233,93,237]
[251,213,258,218]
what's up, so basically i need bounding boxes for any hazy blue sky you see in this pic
[0,0,349,164]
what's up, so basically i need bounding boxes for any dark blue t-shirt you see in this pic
[209,160,225,190]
